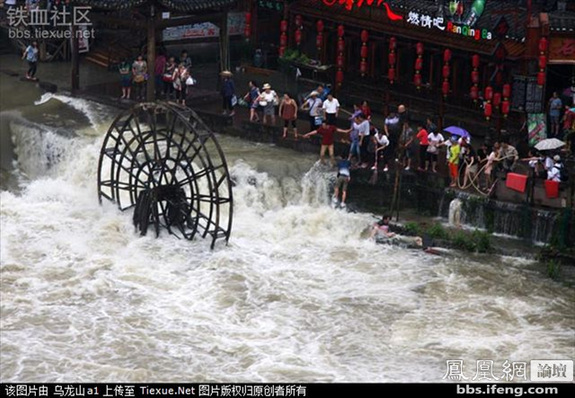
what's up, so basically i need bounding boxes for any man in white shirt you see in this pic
[427,130,445,173]
[322,93,340,126]
[372,128,390,171]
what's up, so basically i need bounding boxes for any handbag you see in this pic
[231,95,238,107]
[185,76,196,86]
[314,116,323,126]
[162,73,173,82]
[134,74,145,83]
[259,100,268,107]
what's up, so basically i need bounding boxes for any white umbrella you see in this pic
[534,138,566,151]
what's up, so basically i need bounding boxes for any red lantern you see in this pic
[244,26,251,39]
[414,73,422,87]
[416,42,424,56]
[470,86,479,100]
[485,86,493,101]
[472,54,480,68]
[336,70,344,85]
[537,71,546,86]
[360,60,367,74]
[245,12,251,25]
[337,39,345,53]
[388,68,395,83]
[502,83,511,99]
[415,57,423,71]
[443,49,452,63]
[388,53,396,66]
[361,45,368,59]
[316,34,323,49]
[471,70,480,84]
[484,102,493,120]
[361,30,369,43]
[538,55,547,70]
[389,37,397,51]
[442,81,450,96]
[502,100,510,117]
[337,25,344,38]
[538,37,548,53]
[316,20,324,33]
[295,30,302,46]
[295,15,302,27]
[495,71,503,87]
[493,93,502,107]
[280,33,287,47]
[280,20,288,33]
[442,65,450,79]
[336,54,344,68]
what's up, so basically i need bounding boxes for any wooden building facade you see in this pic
[254,0,575,140]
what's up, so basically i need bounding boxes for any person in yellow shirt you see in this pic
[448,136,461,187]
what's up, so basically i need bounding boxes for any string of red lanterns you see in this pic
[442,49,451,98]
[360,29,369,77]
[502,83,511,118]
[279,19,288,57]
[470,54,480,103]
[335,25,345,88]
[388,36,396,84]
[295,15,302,47]
[414,42,423,89]
[537,37,548,87]
[244,12,251,42]
[484,85,493,120]
[316,20,324,61]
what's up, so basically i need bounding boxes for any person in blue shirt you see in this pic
[22,41,39,80]
[333,157,351,208]
[316,84,330,101]
[220,70,236,116]
[548,92,562,137]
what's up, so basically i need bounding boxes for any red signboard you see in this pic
[549,37,575,64]
[321,0,403,20]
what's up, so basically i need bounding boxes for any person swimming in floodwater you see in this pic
[370,215,396,239]
[370,215,423,248]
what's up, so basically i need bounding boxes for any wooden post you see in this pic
[219,8,230,73]
[146,4,156,102]
[70,24,80,95]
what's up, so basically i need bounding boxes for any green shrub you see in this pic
[403,222,422,236]
[426,223,449,240]
[472,230,492,253]
[452,231,477,252]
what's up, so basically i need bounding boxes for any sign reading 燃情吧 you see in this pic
[406,10,493,41]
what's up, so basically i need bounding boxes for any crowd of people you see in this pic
[119,49,196,103]
[231,80,570,199]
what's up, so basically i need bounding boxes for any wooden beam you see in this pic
[147,4,156,102]
[219,8,230,73]
[90,12,221,30]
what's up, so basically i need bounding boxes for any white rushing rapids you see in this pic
[1,96,574,383]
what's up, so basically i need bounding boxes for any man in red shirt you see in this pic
[416,124,429,171]
[303,120,347,167]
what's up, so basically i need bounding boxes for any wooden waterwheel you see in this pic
[97,102,233,248]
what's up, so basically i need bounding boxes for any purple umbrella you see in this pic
[444,126,470,139]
